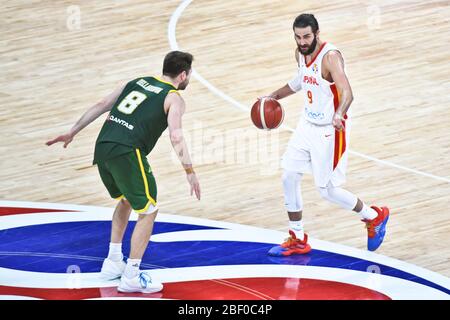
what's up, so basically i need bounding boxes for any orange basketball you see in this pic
[251,97,284,130]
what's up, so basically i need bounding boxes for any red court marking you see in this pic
[0,278,390,300]
[0,207,77,216]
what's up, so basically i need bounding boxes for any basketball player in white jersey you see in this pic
[265,14,390,256]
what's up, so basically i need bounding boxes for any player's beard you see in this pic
[178,78,189,90]
[298,34,317,56]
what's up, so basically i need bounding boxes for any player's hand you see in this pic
[332,113,345,131]
[46,133,74,148]
[187,172,201,200]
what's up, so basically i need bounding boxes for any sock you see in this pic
[289,220,304,241]
[107,243,123,262]
[124,259,141,278]
[359,203,378,220]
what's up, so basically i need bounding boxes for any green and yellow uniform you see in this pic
[93,76,178,213]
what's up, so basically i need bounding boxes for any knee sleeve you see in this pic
[318,185,357,211]
[282,170,303,212]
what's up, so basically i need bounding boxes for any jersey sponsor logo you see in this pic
[108,115,134,130]
[303,75,319,86]
[305,107,325,120]
[136,79,163,94]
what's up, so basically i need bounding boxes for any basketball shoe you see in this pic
[363,206,390,251]
[118,272,163,293]
[268,230,312,256]
[100,258,126,280]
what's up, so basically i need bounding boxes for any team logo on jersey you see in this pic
[312,63,319,74]
[0,201,449,300]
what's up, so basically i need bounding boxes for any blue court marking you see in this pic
[0,221,448,295]
[0,221,220,273]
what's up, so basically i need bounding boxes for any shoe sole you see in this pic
[282,245,312,256]
[117,285,163,294]
[268,244,312,256]
[100,272,123,281]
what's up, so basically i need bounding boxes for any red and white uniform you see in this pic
[281,42,351,187]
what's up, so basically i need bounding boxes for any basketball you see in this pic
[250,97,284,130]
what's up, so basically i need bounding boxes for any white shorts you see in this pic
[281,118,351,188]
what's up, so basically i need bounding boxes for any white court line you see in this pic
[168,0,450,184]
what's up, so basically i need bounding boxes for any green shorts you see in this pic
[97,149,157,213]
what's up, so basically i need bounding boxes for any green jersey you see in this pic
[93,76,178,164]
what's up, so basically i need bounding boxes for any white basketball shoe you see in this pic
[100,258,126,280]
[117,272,163,293]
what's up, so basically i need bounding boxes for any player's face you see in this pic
[294,26,318,56]
[178,69,192,90]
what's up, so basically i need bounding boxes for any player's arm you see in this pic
[324,51,354,131]
[265,48,301,100]
[267,84,296,100]
[46,83,126,147]
[166,92,201,200]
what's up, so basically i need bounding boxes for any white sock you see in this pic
[124,259,141,278]
[107,243,123,262]
[289,220,304,241]
[359,204,378,220]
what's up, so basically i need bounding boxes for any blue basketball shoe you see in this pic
[363,206,390,251]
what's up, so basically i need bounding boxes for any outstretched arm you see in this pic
[46,83,125,147]
[324,51,354,131]
[166,92,201,200]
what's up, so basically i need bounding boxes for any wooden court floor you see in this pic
[0,1,449,277]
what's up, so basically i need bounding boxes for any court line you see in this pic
[168,0,450,184]
[0,252,163,270]
[1,201,450,295]
[211,278,275,300]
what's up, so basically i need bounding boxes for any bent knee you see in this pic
[318,187,331,201]
[119,198,131,208]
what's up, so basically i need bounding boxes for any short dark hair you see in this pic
[293,14,319,34]
[162,51,194,78]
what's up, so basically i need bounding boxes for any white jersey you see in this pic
[283,42,351,187]
[288,42,348,125]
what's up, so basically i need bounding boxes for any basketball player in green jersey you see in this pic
[46,51,200,293]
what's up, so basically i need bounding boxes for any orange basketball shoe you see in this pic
[268,230,312,256]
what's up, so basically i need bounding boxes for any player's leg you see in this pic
[268,125,312,256]
[128,209,157,261]
[97,161,129,280]
[120,208,160,293]
[317,185,377,220]
[283,170,304,240]
[312,122,390,251]
[107,197,132,273]
[318,185,390,251]
[268,169,312,257]
[111,149,162,293]
[110,197,132,244]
